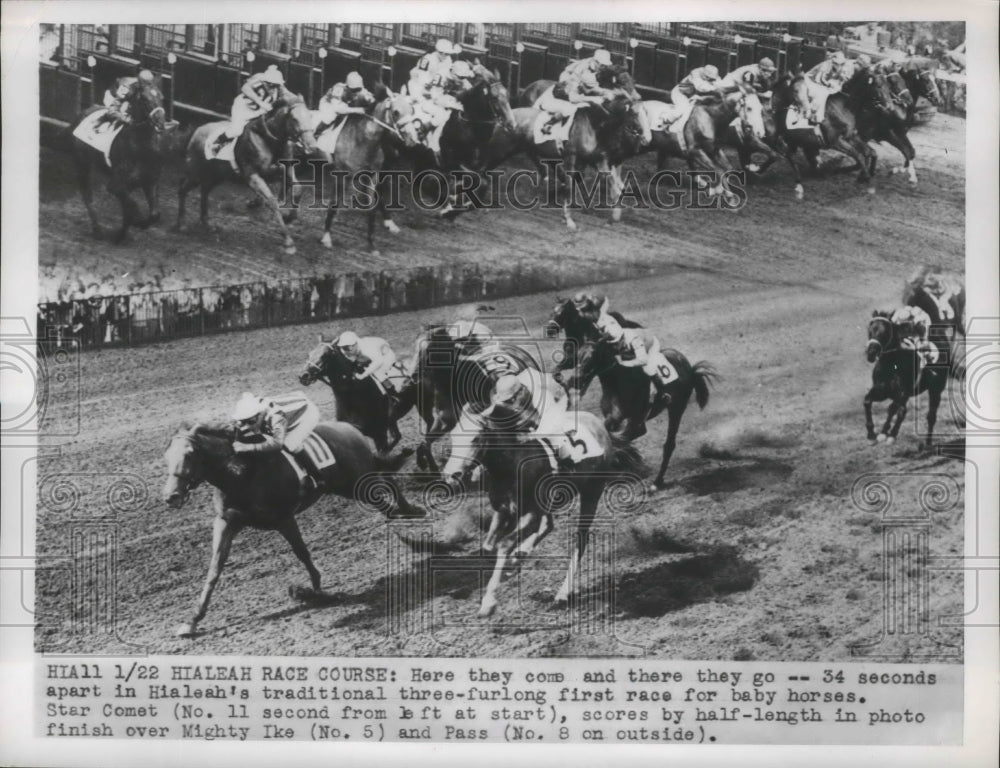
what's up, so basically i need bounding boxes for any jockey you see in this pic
[94,76,138,130]
[231,391,324,487]
[445,368,575,478]
[535,48,614,144]
[408,38,456,96]
[447,304,494,356]
[316,71,374,135]
[890,306,937,365]
[598,312,673,404]
[922,269,960,321]
[851,54,874,77]
[719,57,777,95]
[442,59,477,97]
[796,51,851,123]
[335,330,410,401]
[670,64,724,110]
[213,65,286,153]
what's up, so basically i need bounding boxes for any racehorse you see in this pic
[299,335,416,453]
[177,92,326,255]
[546,295,642,374]
[409,325,540,472]
[852,72,919,186]
[899,57,944,116]
[562,337,717,488]
[771,69,885,198]
[863,312,948,445]
[69,71,169,243]
[484,66,650,229]
[440,411,613,616]
[639,84,769,200]
[388,65,516,218]
[162,420,423,638]
[317,88,421,254]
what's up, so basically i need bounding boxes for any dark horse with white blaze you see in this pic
[771,69,889,199]
[852,72,918,186]
[864,312,948,445]
[299,335,417,454]
[440,410,614,617]
[69,70,170,242]
[551,298,718,489]
[482,66,650,229]
[317,88,421,254]
[163,421,423,638]
[177,91,326,255]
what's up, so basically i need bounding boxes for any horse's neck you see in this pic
[193,435,241,491]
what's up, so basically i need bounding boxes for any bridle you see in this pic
[866,316,897,358]
[165,434,202,500]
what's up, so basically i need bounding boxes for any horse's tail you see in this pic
[691,361,720,410]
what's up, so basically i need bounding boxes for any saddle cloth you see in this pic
[643,100,691,134]
[535,412,605,468]
[313,112,349,156]
[786,82,831,131]
[533,110,575,145]
[204,124,239,169]
[72,109,123,167]
[647,354,679,385]
[282,431,338,504]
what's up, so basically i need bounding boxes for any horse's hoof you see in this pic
[876,433,887,443]
[794,184,804,200]
[553,594,569,609]
[866,186,876,195]
[283,245,297,256]
[320,233,332,249]
[383,221,401,235]
[477,602,497,618]
[175,622,197,638]
[565,220,578,232]
[288,584,315,601]
[611,208,622,223]
[885,436,896,445]
[368,249,381,258]
[746,163,761,174]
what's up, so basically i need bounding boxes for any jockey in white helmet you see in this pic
[316,71,375,134]
[442,367,573,480]
[336,331,410,398]
[670,64,723,110]
[231,390,321,455]
[596,310,674,404]
[797,51,850,123]
[890,305,937,364]
[214,65,286,152]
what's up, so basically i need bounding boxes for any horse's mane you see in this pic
[871,309,893,320]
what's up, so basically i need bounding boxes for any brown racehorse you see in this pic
[317,89,420,255]
[69,70,170,243]
[440,410,614,616]
[177,92,326,255]
[163,421,423,638]
[484,66,650,229]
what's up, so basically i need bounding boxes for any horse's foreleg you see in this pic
[479,545,511,617]
[561,156,578,231]
[175,167,199,229]
[106,175,141,244]
[281,160,300,225]
[554,492,600,605]
[378,172,401,234]
[277,517,322,596]
[141,176,161,228]
[863,389,879,442]
[888,399,908,441]
[832,134,875,194]
[320,196,339,249]
[924,384,941,448]
[177,515,241,637]
[247,172,296,255]
[75,154,104,238]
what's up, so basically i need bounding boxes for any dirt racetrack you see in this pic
[36,114,966,660]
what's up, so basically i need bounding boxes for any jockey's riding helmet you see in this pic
[492,374,529,411]
[593,49,612,67]
[346,71,364,89]
[435,38,454,55]
[451,60,474,79]
[262,65,285,85]
[337,330,360,348]
[703,64,721,80]
[232,392,263,421]
[758,57,776,72]
[831,51,847,65]
[855,54,873,68]
[138,69,155,84]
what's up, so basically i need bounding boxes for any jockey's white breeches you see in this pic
[285,401,321,452]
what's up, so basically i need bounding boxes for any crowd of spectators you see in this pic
[37,258,644,350]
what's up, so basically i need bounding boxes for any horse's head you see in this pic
[377,90,421,147]
[474,64,516,132]
[870,73,909,122]
[299,334,347,386]
[866,311,896,362]
[599,65,642,103]
[162,423,232,507]
[734,85,767,140]
[130,70,167,132]
[916,69,942,106]
[279,93,324,158]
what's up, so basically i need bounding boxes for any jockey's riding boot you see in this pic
[315,121,330,136]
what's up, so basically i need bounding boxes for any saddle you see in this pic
[72,109,124,167]
[205,125,240,170]
[281,431,337,504]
